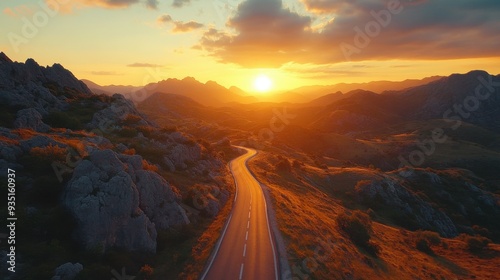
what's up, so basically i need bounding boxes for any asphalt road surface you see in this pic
[200,147,279,280]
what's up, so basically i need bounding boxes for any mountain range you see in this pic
[2,52,500,279]
[83,74,445,106]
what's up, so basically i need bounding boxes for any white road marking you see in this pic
[247,221,250,229]
[245,231,248,240]
[248,212,251,218]
[239,263,244,280]
[243,244,247,257]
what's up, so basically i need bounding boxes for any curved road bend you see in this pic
[200,147,279,280]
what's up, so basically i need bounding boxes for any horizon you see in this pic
[2,51,499,95]
[1,0,500,93]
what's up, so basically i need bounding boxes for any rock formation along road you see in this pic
[200,147,279,280]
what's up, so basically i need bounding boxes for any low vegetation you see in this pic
[413,230,441,254]
[459,234,491,252]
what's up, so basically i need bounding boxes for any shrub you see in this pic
[134,145,166,165]
[275,158,292,172]
[415,230,441,246]
[161,125,178,133]
[416,239,432,254]
[198,139,212,152]
[123,114,143,125]
[472,225,491,239]
[123,148,136,155]
[137,264,154,280]
[292,160,302,169]
[136,125,156,138]
[336,210,373,246]
[44,111,83,130]
[462,234,491,252]
[366,208,376,219]
[414,230,440,255]
[183,137,197,147]
[117,127,138,138]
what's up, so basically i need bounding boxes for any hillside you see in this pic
[282,75,443,103]
[0,54,238,279]
[138,69,500,279]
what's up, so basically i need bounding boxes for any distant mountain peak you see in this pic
[0,52,13,63]
[182,76,197,82]
[448,70,488,78]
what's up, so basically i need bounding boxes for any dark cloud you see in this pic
[91,71,121,75]
[199,0,315,67]
[198,0,500,67]
[145,0,159,9]
[172,21,204,32]
[157,14,173,23]
[172,0,191,8]
[94,0,139,7]
[127,63,163,67]
[157,14,204,33]
[284,64,366,79]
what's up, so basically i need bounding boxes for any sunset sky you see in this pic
[1,0,500,92]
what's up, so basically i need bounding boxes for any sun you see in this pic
[253,74,273,93]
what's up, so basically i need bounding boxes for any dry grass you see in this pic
[249,151,500,280]
[13,128,37,139]
[179,170,235,279]
[0,135,19,145]
[29,144,67,161]
[142,159,159,172]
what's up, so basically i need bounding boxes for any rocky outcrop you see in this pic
[13,108,51,132]
[135,170,189,228]
[0,55,91,94]
[355,177,458,237]
[51,262,83,280]
[0,81,67,115]
[166,143,202,170]
[89,94,150,131]
[63,149,188,253]
[0,53,90,126]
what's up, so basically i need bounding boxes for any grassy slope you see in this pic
[249,152,500,280]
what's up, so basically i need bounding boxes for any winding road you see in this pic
[200,147,279,280]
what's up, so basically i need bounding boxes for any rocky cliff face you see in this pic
[64,149,188,253]
[355,168,500,238]
[0,53,229,256]
[355,177,458,237]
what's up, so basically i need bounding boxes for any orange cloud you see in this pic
[2,5,36,17]
[43,0,157,13]
[198,0,500,68]
[3,7,17,17]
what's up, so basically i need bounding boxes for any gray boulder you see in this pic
[51,262,83,280]
[167,143,201,170]
[63,149,188,253]
[356,177,458,237]
[136,170,189,229]
[14,108,50,132]
[64,150,156,252]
